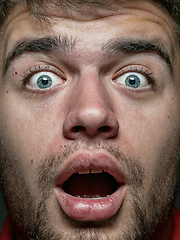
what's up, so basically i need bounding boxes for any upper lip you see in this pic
[55,149,125,188]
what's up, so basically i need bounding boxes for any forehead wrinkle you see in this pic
[3,34,76,75]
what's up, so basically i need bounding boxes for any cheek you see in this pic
[0,96,65,166]
[114,94,180,175]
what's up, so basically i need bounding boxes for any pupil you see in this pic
[125,75,140,88]
[37,75,52,89]
[42,79,48,85]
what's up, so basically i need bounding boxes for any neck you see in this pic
[151,214,173,240]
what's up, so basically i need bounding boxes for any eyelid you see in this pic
[22,65,66,82]
[22,64,65,83]
[113,65,155,86]
[21,65,66,92]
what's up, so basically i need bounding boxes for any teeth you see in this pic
[77,169,103,174]
[78,169,91,174]
[76,195,110,199]
[91,169,103,174]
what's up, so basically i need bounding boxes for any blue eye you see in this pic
[27,71,64,90]
[37,75,53,89]
[115,72,149,89]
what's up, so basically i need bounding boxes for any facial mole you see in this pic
[31,160,33,164]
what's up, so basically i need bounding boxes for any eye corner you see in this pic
[22,66,66,93]
[113,67,155,91]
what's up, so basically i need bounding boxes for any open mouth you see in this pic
[55,150,127,221]
[62,169,119,199]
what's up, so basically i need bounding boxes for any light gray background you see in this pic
[1,188,180,232]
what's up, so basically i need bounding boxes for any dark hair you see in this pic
[0,0,180,41]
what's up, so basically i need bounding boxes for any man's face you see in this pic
[0,1,180,239]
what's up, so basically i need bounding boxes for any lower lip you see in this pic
[55,185,126,221]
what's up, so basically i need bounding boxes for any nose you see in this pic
[63,72,119,140]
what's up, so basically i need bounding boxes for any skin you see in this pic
[0,0,180,239]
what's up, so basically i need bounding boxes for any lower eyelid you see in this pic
[30,72,64,88]
[21,65,66,86]
[114,66,154,84]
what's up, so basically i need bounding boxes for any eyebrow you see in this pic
[102,38,173,73]
[3,36,173,75]
[3,35,76,75]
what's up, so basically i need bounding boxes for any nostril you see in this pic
[72,126,86,133]
[99,126,111,133]
[71,125,113,136]
[63,108,119,139]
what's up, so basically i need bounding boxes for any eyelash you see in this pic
[20,64,156,93]
[118,66,155,86]
[21,65,59,87]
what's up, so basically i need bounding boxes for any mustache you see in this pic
[37,140,145,195]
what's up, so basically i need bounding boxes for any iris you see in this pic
[125,75,141,88]
[37,75,52,89]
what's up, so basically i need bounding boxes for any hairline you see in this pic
[0,0,180,46]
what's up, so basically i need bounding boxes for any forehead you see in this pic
[0,0,178,65]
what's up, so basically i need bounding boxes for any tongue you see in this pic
[62,172,119,198]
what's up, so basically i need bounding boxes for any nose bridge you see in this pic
[76,70,109,112]
[63,69,119,139]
